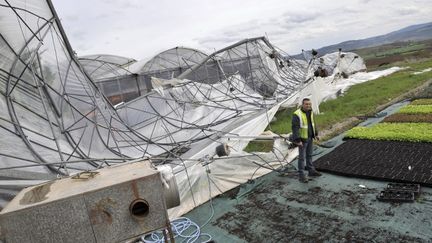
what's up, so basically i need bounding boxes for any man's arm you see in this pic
[314,124,318,137]
[291,115,302,143]
[314,121,319,140]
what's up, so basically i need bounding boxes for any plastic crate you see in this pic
[387,183,420,197]
[377,190,415,202]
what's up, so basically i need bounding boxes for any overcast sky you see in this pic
[52,0,432,60]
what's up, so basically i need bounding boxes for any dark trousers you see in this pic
[298,138,315,176]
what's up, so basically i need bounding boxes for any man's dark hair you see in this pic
[302,98,311,104]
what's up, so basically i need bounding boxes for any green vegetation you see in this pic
[243,140,274,153]
[273,59,432,134]
[398,105,432,114]
[411,99,432,105]
[358,42,427,60]
[244,58,432,152]
[353,40,432,71]
[345,123,432,143]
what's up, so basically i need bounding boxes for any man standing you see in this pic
[291,98,322,183]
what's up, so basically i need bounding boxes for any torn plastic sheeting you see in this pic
[167,104,285,218]
[281,66,403,112]
[168,140,298,219]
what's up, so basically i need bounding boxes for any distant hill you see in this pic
[307,22,432,57]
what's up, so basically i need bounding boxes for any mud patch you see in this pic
[383,113,432,123]
[281,187,378,217]
[214,180,425,243]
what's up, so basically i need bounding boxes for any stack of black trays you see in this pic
[377,183,420,203]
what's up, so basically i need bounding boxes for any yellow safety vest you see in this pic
[294,109,315,139]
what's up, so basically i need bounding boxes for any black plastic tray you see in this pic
[377,190,415,202]
[387,183,420,196]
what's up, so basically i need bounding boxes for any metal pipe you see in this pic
[178,36,268,79]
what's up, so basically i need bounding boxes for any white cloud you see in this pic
[282,11,322,24]
[396,6,421,16]
[51,0,432,59]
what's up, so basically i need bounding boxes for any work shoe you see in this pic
[308,170,322,177]
[299,175,309,183]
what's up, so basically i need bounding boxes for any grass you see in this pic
[345,123,432,143]
[243,140,274,152]
[244,58,432,152]
[398,105,432,114]
[275,59,432,134]
[354,40,432,71]
[411,99,432,105]
[359,43,427,60]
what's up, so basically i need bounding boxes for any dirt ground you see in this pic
[383,113,432,123]
[185,168,432,243]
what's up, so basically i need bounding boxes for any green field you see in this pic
[345,123,432,143]
[411,98,432,105]
[354,40,432,71]
[357,42,427,60]
[245,58,432,152]
[398,105,432,114]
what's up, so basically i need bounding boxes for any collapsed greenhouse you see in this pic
[78,47,210,105]
[0,1,408,241]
